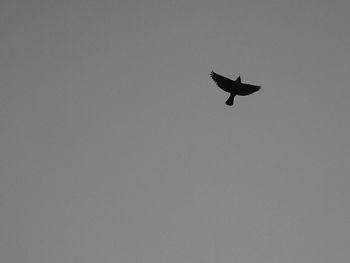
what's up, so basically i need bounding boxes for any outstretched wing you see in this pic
[210,71,235,93]
[240,83,261,95]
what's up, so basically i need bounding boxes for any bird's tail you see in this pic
[225,94,235,106]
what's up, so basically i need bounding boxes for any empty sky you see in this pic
[1,0,350,262]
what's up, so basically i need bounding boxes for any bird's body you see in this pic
[210,71,261,105]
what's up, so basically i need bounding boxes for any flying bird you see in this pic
[210,71,261,106]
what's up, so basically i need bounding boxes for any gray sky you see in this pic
[1,0,350,262]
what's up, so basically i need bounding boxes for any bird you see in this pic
[210,71,261,106]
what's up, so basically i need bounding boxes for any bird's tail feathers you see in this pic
[225,94,235,106]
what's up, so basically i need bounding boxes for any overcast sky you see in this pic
[1,0,350,262]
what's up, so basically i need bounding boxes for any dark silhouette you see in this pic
[210,71,261,106]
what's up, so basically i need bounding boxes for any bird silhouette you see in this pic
[210,71,261,106]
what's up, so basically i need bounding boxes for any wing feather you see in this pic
[242,83,260,90]
[210,71,235,93]
[243,83,261,91]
